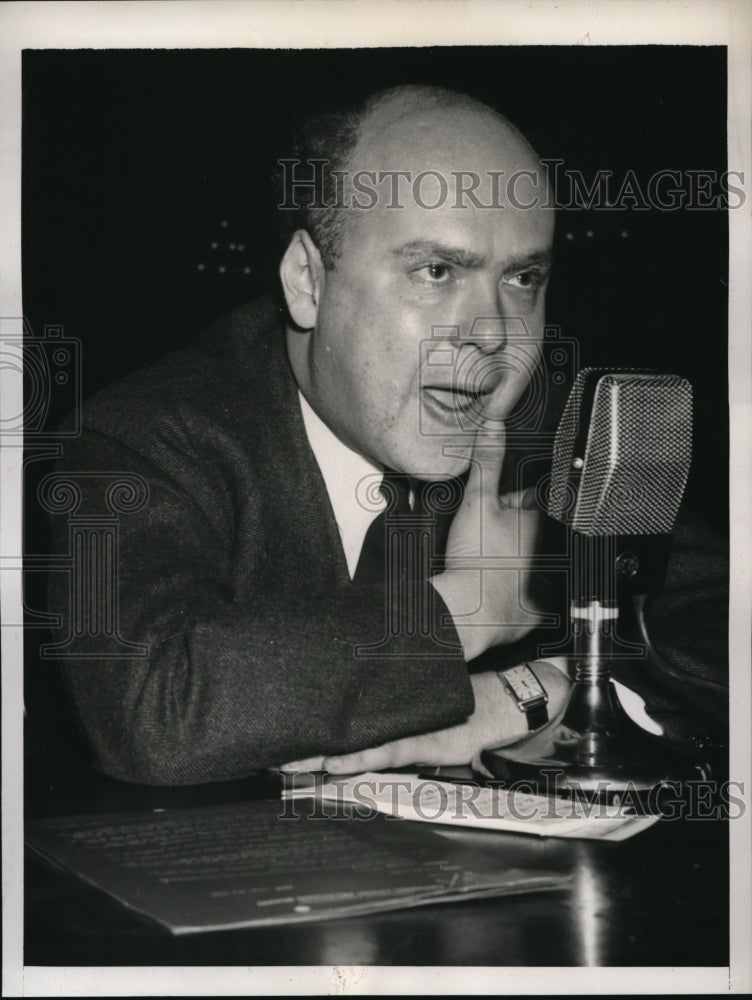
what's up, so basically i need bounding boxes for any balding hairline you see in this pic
[360,84,528,153]
[276,83,540,270]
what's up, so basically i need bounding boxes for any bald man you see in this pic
[50,85,572,785]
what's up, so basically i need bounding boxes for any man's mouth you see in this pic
[421,386,492,422]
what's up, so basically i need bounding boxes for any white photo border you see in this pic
[2,1,750,996]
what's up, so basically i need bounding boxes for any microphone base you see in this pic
[486,597,714,808]
[481,696,713,808]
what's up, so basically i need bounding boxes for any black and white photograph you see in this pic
[2,1,750,995]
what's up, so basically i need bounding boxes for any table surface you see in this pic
[24,751,729,968]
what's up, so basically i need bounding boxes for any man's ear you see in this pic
[279,230,326,330]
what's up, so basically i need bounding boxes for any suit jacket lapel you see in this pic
[242,315,352,589]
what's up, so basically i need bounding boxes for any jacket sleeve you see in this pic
[611,505,729,743]
[48,414,473,786]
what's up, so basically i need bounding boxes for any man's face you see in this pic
[288,104,555,479]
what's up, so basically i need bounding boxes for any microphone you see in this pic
[548,368,692,607]
[482,369,712,801]
[548,368,692,535]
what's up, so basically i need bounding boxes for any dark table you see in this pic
[24,752,729,968]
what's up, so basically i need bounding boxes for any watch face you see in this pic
[504,665,545,701]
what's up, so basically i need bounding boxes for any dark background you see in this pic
[22,46,729,750]
[22,46,729,525]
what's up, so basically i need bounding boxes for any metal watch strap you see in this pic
[496,664,549,732]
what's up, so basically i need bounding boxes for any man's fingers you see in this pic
[498,486,540,510]
[322,745,396,774]
[322,737,422,774]
[282,739,417,775]
[283,729,454,776]
[464,417,506,509]
[279,756,327,772]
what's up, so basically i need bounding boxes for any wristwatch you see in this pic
[496,663,549,731]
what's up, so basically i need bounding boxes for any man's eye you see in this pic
[415,262,453,283]
[506,269,545,290]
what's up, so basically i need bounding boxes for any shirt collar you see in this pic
[298,390,385,579]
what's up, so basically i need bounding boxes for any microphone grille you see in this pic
[548,370,693,535]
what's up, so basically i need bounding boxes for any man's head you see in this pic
[280,84,554,479]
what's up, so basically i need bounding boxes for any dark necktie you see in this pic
[353,471,462,586]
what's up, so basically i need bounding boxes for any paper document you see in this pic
[26,797,569,934]
[282,772,660,841]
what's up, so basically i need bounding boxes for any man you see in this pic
[48,84,723,785]
[275,85,568,774]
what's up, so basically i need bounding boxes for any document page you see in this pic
[26,798,569,934]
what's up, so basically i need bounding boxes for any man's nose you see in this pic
[456,314,509,355]
[449,277,514,353]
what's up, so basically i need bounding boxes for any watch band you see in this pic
[496,663,549,731]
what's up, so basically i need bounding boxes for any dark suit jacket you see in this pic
[49,298,474,784]
[49,297,729,784]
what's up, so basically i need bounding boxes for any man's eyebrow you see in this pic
[504,250,554,271]
[392,241,486,268]
[392,241,553,272]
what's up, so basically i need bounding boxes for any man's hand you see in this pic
[280,661,570,775]
[431,414,545,661]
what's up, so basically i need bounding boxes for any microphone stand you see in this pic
[481,533,713,805]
